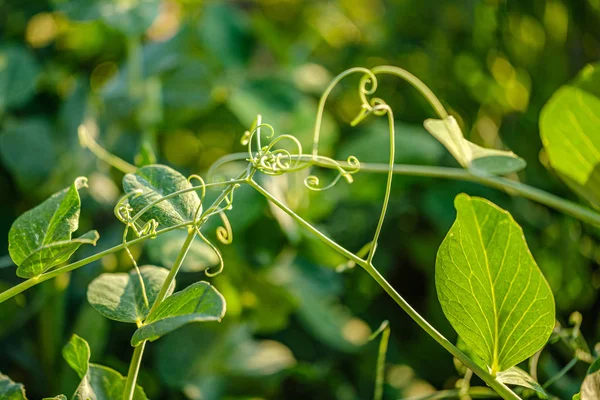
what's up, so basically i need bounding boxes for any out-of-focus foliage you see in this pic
[0,0,599,399]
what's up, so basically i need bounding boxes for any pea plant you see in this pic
[1,62,600,400]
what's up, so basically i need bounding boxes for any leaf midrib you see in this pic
[469,205,500,374]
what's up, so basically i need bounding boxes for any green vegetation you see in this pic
[1,1,600,399]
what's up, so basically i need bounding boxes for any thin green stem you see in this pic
[147,226,197,316]
[122,171,251,398]
[542,357,579,389]
[367,107,395,264]
[122,341,146,400]
[0,222,190,305]
[78,125,137,174]
[370,65,449,119]
[372,321,390,400]
[248,179,520,400]
[401,387,501,400]
[212,152,600,227]
[362,264,519,400]
[248,179,364,265]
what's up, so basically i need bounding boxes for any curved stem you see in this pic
[367,107,395,264]
[247,179,520,400]
[370,65,448,119]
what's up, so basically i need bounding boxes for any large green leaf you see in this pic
[424,116,526,175]
[9,177,99,278]
[131,281,226,346]
[63,334,147,400]
[122,164,201,228]
[496,367,548,399]
[540,62,600,208]
[87,265,172,324]
[0,373,27,399]
[436,194,555,374]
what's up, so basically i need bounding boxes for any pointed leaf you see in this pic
[540,62,600,208]
[436,194,555,373]
[0,373,27,399]
[131,281,226,346]
[17,230,99,279]
[62,334,147,400]
[43,396,67,400]
[424,116,526,175]
[122,165,201,228]
[9,177,99,278]
[496,367,548,398]
[87,265,172,324]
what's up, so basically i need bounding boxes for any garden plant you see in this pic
[2,59,600,400]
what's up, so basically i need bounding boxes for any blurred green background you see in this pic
[0,0,599,399]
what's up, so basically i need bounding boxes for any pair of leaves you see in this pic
[8,177,99,278]
[424,116,526,175]
[88,265,226,345]
[63,334,147,399]
[437,194,555,375]
[540,62,600,209]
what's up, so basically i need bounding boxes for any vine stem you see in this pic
[122,341,146,400]
[212,152,600,228]
[247,179,520,400]
[402,387,500,400]
[122,169,251,399]
[122,226,197,400]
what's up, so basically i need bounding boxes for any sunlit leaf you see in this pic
[122,164,201,228]
[43,396,67,400]
[63,334,148,399]
[496,367,548,398]
[540,62,600,208]
[436,194,555,374]
[87,265,172,324]
[9,177,99,278]
[424,116,526,175]
[0,373,27,399]
[131,281,226,346]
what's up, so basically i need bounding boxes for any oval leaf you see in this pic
[63,334,147,400]
[436,194,555,374]
[540,62,600,208]
[87,265,172,324]
[122,165,201,228]
[9,177,99,278]
[131,281,225,346]
[424,116,526,175]
[0,373,27,399]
